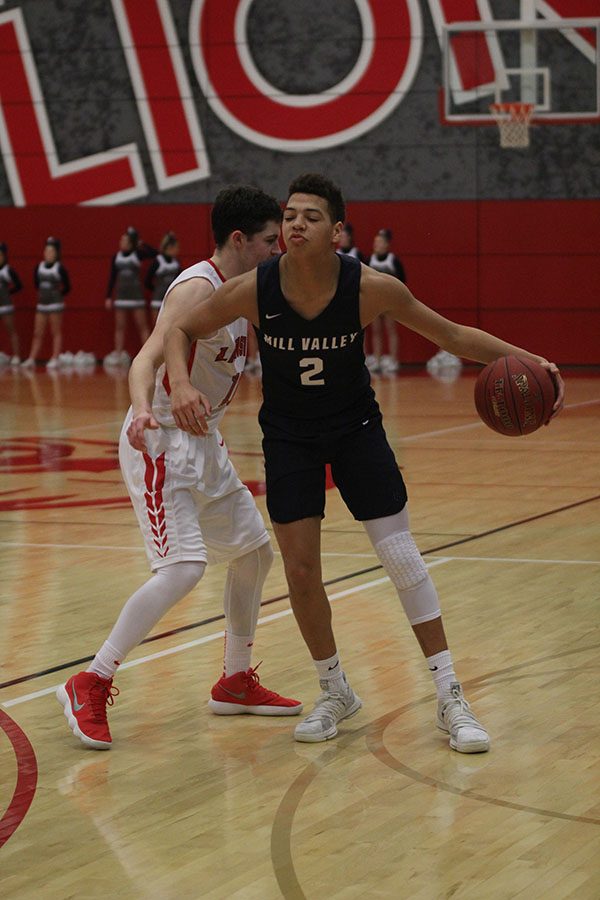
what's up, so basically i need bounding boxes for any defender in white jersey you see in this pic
[121,257,265,570]
[57,187,302,751]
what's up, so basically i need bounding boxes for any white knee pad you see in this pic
[374,531,441,626]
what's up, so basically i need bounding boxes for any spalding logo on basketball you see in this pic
[474,355,557,436]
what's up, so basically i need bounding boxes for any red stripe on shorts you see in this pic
[142,451,169,557]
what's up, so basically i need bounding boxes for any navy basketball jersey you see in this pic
[255,254,374,421]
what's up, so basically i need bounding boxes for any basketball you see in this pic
[474,355,557,436]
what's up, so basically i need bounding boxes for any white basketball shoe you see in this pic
[294,675,362,742]
[437,682,490,753]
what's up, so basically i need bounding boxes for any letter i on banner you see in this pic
[0,8,146,206]
[112,0,210,188]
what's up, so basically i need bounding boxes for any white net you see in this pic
[489,102,534,148]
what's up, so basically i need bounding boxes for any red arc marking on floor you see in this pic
[0,709,38,849]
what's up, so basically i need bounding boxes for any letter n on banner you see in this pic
[537,0,598,62]
[112,0,209,188]
[0,8,146,206]
[428,0,509,103]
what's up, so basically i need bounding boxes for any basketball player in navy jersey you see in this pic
[164,173,564,751]
[105,227,156,365]
[57,186,301,751]
[145,231,181,323]
[367,228,405,374]
[0,242,23,365]
[22,237,70,369]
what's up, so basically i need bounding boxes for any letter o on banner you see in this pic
[189,0,423,151]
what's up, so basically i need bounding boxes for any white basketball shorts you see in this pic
[119,410,269,571]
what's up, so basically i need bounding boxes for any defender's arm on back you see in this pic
[362,267,564,415]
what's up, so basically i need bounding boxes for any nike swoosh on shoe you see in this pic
[72,686,85,711]
[221,686,246,700]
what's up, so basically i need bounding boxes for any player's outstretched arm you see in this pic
[164,272,257,435]
[127,334,163,452]
[362,267,564,417]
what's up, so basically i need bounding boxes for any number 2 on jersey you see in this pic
[299,357,325,386]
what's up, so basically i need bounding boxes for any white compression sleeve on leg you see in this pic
[223,542,274,676]
[371,530,441,626]
[89,561,205,676]
[223,542,274,637]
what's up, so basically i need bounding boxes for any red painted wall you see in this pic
[2,199,599,363]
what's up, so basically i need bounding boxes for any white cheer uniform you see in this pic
[119,259,268,571]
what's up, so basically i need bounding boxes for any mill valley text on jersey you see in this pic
[256,254,377,422]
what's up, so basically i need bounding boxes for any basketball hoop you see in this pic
[489,102,535,148]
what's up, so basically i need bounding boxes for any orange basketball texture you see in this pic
[474,356,557,436]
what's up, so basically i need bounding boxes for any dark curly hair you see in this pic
[287,173,345,224]
[212,185,282,248]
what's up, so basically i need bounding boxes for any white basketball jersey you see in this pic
[152,259,248,433]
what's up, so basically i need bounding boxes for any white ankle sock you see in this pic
[314,653,345,691]
[88,640,122,680]
[426,649,456,697]
[224,631,254,676]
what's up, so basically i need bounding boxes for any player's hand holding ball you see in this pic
[475,355,564,436]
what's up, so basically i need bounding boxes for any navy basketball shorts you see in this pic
[261,410,407,524]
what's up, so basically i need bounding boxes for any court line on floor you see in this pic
[271,641,600,899]
[5,547,600,710]
[0,562,446,709]
[0,709,38,849]
[396,397,599,443]
[2,490,599,696]
[4,396,596,447]
[0,540,377,557]
[3,540,598,569]
[428,555,600,565]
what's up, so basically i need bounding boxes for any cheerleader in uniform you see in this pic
[336,222,363,261]
[366,229,405,374]
[145,232,181,324]
[22,237,70,369]
[105,227,157,365]
[0,242,23,365]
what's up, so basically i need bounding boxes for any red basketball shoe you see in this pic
[208,664,303,716]
[56,671,119,750]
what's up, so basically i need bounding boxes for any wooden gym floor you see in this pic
[0,363,599,899]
